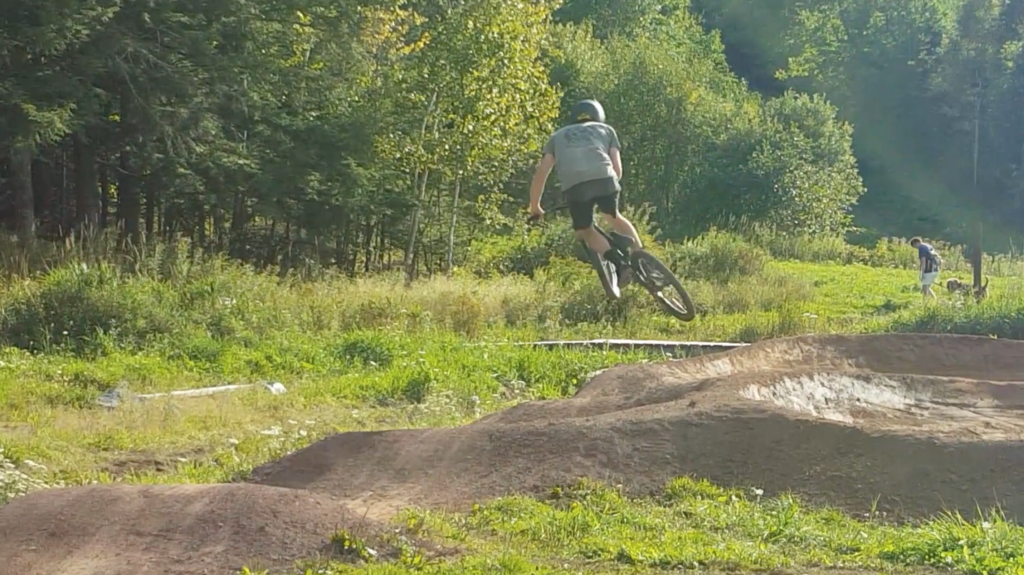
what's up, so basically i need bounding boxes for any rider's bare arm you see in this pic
[609,146,622,180]
[530,153,556,210]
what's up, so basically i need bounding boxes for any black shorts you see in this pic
[564,177,620,230]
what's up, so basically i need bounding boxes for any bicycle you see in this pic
[527,204,697,322]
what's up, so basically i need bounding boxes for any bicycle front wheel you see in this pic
[630,250,696,322]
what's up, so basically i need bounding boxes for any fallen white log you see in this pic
[97,381,287,408]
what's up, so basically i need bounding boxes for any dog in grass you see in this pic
[975,276,990,302]
[946,276,989,302]
[945,278,970,294]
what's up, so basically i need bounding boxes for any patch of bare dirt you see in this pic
[0,483,392,575]
[250,333,1024,522]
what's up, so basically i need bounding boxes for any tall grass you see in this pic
[2,225,1024,362]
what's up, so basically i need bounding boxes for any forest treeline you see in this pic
[693,0,1024,248]
[1,0,1021,277]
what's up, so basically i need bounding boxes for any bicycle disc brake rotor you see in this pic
[637,258,687,309]
[638,259,668,289]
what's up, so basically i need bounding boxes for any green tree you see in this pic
[545,12,864,238]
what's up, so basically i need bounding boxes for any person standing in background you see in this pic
[909,237,941,300]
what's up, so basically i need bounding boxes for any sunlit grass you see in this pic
[252,478,1024,575]
[0,337,662,492]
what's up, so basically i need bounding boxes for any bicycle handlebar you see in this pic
[526,204,569,224]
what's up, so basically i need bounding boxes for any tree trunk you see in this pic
[30,155,53,236]
[99,163,110,229]
[212,194,226,250]
[402,90,438,286]
[404,169,430,285]
[144,179,156,237]
[196,199,207,249]
[336,212,350,270]
[445,177,461,276]
[279,221,292,278]
[73,133,101,233]
[118,89,141,244]
[363,217,374,273]
[55,148,65,232]
[155,184,163,239]
[345,218,357,276]
[117,149,141,244]
[162,193,176,236]
[264,219,278,269]
[11,146,35,247]
[229,191,247,258]
[339,237,352,270]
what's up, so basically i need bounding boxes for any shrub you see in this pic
[335,331,397,368]
[464,219,578,278]
[0,263,180,355]
[534,256,647,326]
[463,203,667,279]
[665,228,771,284]
[743,223,856,263]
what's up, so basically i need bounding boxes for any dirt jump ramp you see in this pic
[5,333,1024,575]
[0,483,384,575]
[251,333,1024,522]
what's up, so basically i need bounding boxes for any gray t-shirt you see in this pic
[541,121,621,191]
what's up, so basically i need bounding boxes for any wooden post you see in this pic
[972,221,982,290]
[971,73,983,292]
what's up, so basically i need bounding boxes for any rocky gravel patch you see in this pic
[0,447,55,504]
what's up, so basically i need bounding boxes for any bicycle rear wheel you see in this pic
[630,250,696,322]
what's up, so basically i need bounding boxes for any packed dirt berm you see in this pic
[4,333,1024,575]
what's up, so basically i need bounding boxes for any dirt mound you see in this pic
[251,333,1024,521]
[9,333,1024,574]
[0,483,387,575]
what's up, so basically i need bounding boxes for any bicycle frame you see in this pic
[529,203,633,259]
[526,202,697,321]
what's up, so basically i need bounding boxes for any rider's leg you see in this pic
[593,194,634,287]
[572,217,613,255]
[601,213,643,250]
[569,199,619,297]
[575,226,612,254]
[595,194,642,250]
[568,197,612,253]
[605,213,643,250]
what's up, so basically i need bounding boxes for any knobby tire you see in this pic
[630,249,696,322]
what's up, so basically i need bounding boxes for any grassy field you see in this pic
[3,228,1024,574]
[283,478,1024,575]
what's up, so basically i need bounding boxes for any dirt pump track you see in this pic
[5,333,1024,574]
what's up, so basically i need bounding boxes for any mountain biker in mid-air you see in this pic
[528,98,645,298]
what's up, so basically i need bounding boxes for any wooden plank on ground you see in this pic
[473,339,748,355]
